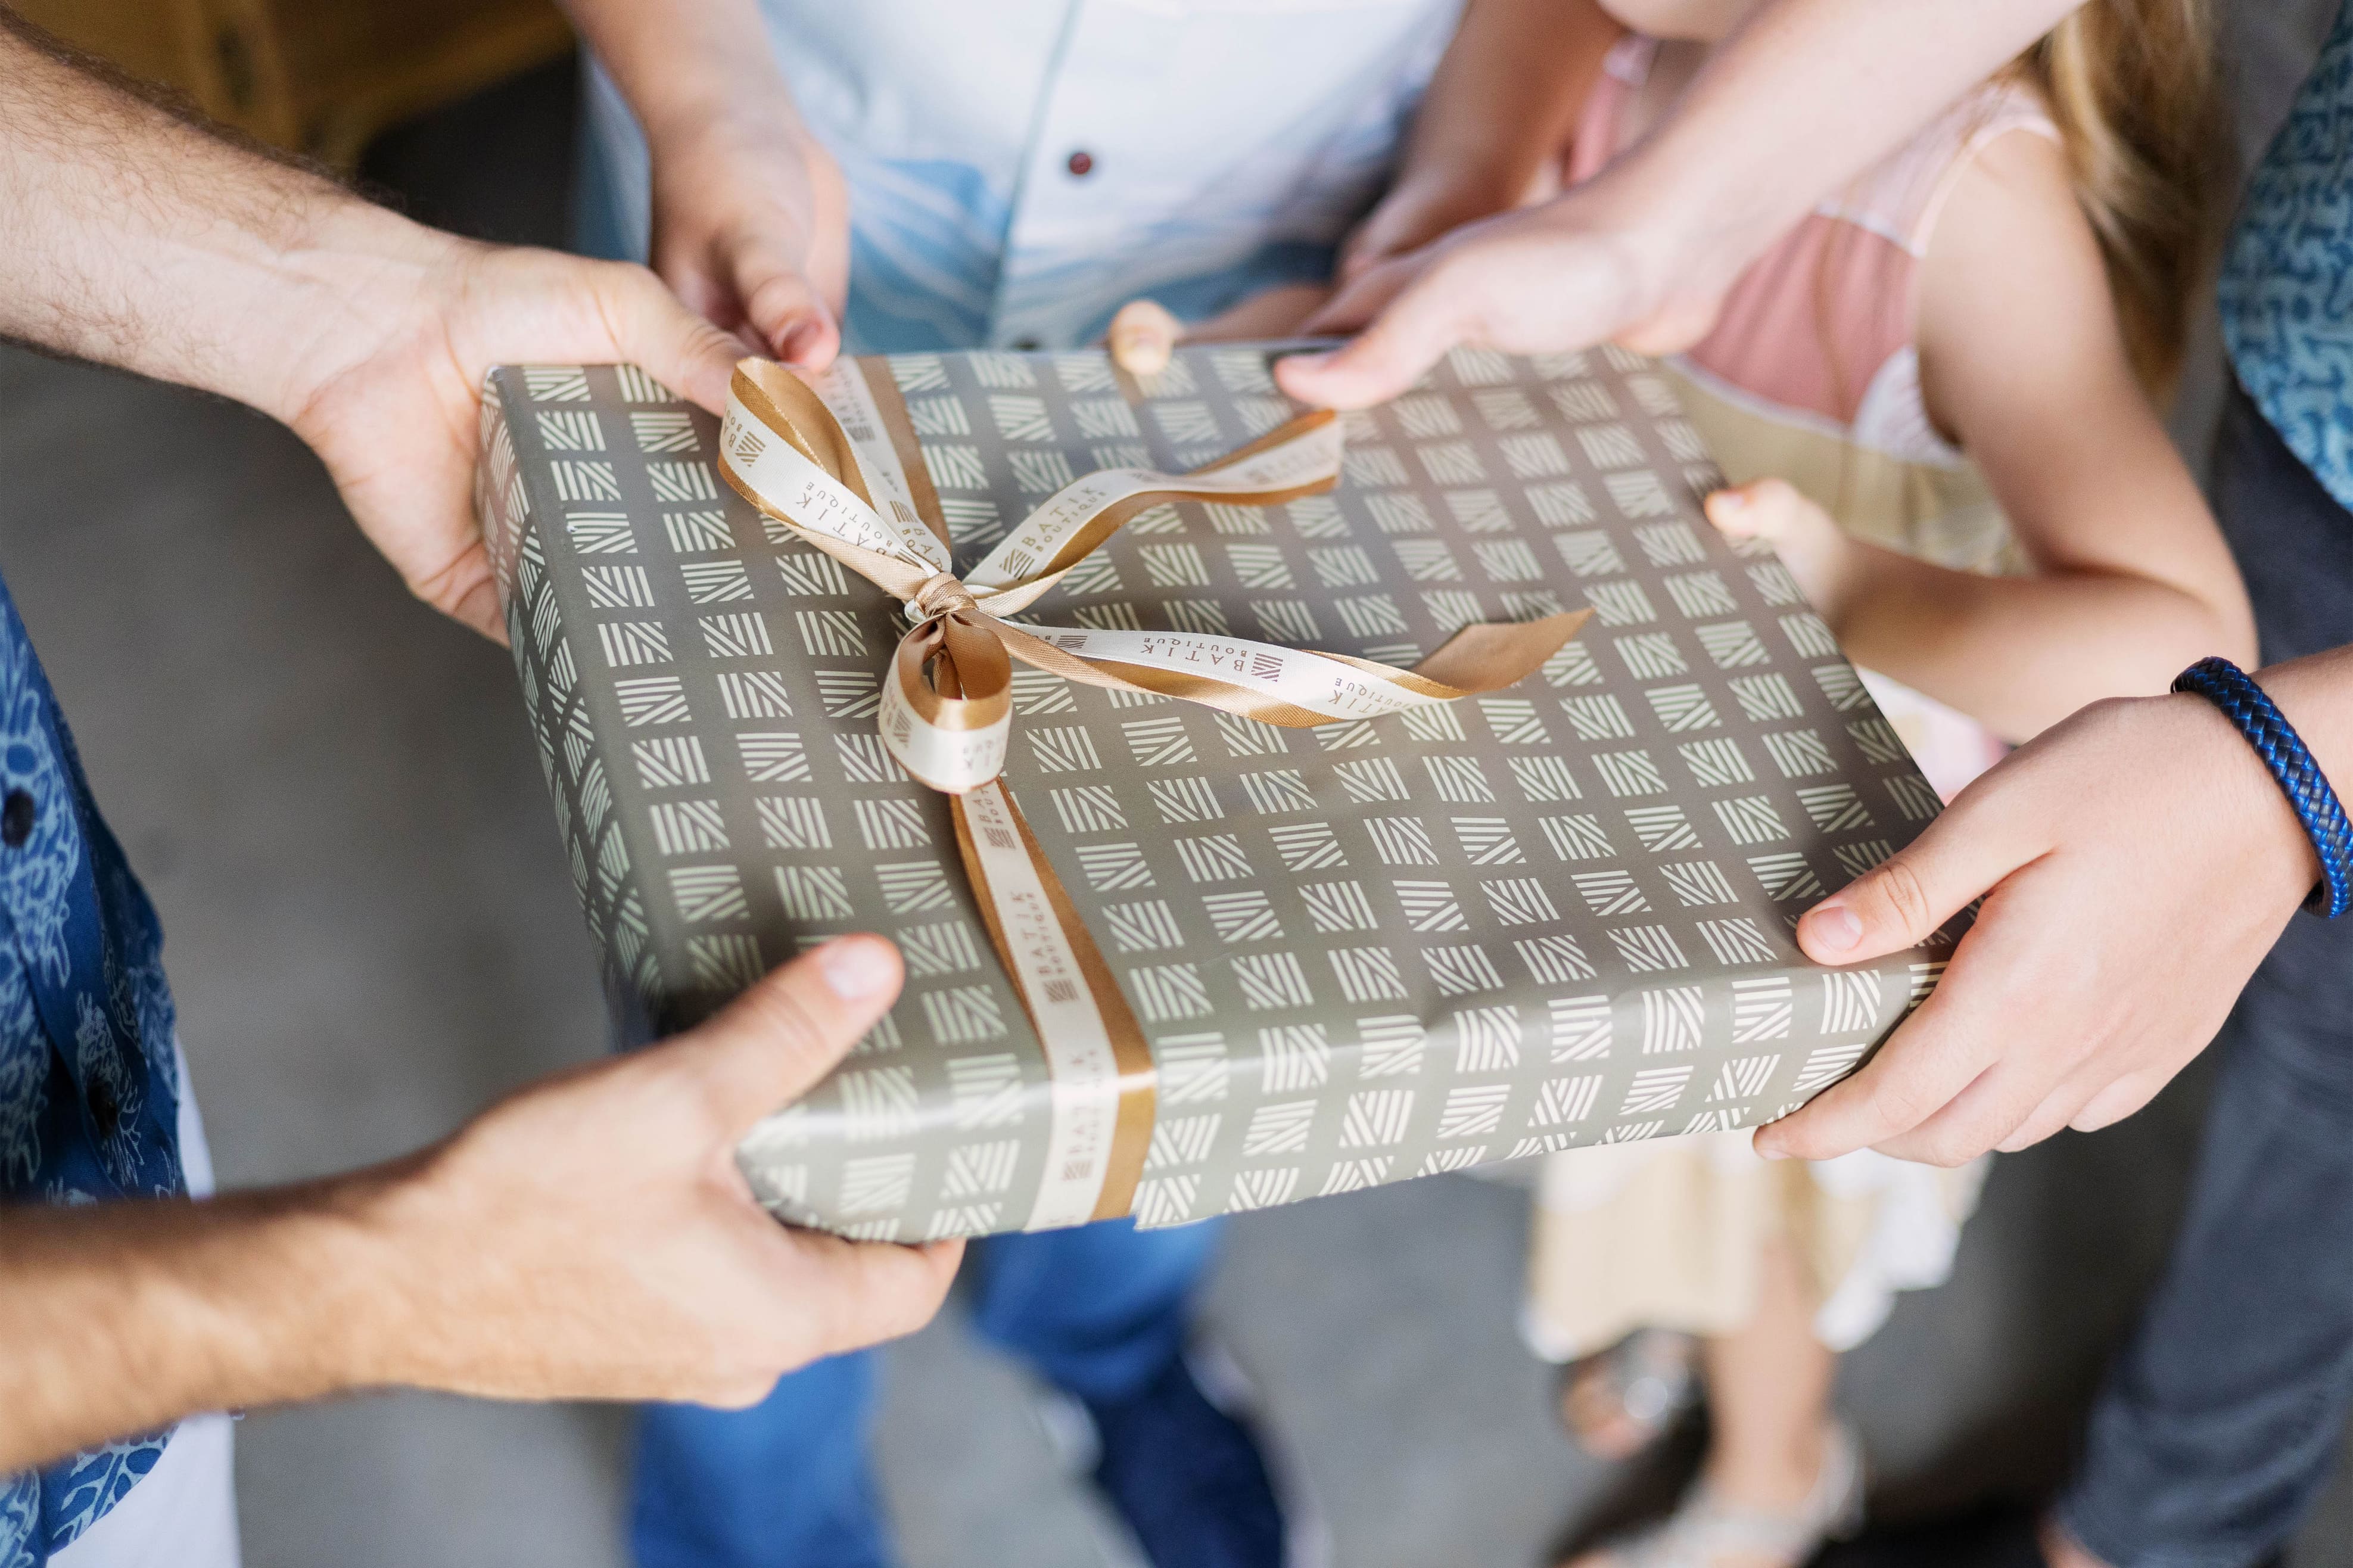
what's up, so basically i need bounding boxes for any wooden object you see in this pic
[15,0,573,169]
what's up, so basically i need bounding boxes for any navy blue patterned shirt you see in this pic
[2220,0,2353,511]
[0,570,184,1565]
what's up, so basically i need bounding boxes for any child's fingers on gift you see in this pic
[1704,479,1812,542]
[662,935,906,1139]
[1109,298,1183,377]
[1335,195,1430,286]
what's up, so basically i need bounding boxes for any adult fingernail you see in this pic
[1806,903,1863,954]
[819,938,897,1000]
[1757,1144,1789,1162]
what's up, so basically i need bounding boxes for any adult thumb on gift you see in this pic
[1278,252,1465,410]
[605,262,746,416]
[665,935,905,1139]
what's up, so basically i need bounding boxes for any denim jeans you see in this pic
[2055,381,2353,1567]
[630,1217,1225,1568]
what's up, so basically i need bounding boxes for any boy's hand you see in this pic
[1756,689,2321,1166]
[644,111,849,369]
[1704,480,1863,627]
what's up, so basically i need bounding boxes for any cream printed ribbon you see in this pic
[719,356,1589,1227]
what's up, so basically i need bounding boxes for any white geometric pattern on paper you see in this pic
[478,346,1953,1242]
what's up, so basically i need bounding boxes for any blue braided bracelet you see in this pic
[2172,657,2353,919]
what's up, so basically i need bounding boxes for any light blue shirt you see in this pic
[579,0,1462,354]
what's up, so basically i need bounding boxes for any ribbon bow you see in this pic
[719,357,1589,792]
[717,353,1589,1231]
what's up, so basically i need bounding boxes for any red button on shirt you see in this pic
[1066,150,1095,178]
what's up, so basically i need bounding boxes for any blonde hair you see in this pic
[2015,0,2231,395]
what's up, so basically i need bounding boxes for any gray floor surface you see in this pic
[5,7,2351,1563]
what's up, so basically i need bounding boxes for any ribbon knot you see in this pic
[910,572,981,623]
[718,356,1589,798]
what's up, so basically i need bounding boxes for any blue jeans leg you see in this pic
[627,1219,1221,1566]
[2054,931,2353,1568]
[969,1218,1227,1405]
[2054,379,2353,1567]
[631,1349,894,1568]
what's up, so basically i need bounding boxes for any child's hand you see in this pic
[643,111,849,369]
[1704,479,1862,627]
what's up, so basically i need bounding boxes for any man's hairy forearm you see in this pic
[1598,0,2069,265]
[0,1172,421,1471]
[0,10,452,424]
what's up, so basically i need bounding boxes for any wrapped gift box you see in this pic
[474,343,1954,1243]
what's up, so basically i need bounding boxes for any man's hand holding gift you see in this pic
[0,8,951,1471]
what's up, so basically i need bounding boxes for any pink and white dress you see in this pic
[1526,39,2056,1359]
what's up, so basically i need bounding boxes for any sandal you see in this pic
[1573,1421,1865,1568]
[1558,1328,1701,1461]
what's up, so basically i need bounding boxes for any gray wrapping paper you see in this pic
[475,344,1956,1242]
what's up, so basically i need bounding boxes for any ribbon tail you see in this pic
[981,608,1596,729]
[1403,607,1596,693]
[953,783,1156,1227]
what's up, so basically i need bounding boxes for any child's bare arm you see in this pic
[560,0,848,366]
[1750,129,2254,743]
[1339,0,1625,281]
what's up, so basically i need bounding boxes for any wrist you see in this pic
[2173,660,2351,916]
[2164,687,2327,909]
[1390,139,1539,216]
[179,1169,432,1409]
[247,203,472,435]
[1554,153,1756,318]
[637,73,814,170]
[316,1149,478,1393]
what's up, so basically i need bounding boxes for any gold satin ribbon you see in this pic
[718,355,1591,1228]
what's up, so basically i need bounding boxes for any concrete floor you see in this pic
[5,8,2351,1563]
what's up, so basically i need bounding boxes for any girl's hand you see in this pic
[643,110,849,369]
[1704,478,1863,629]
